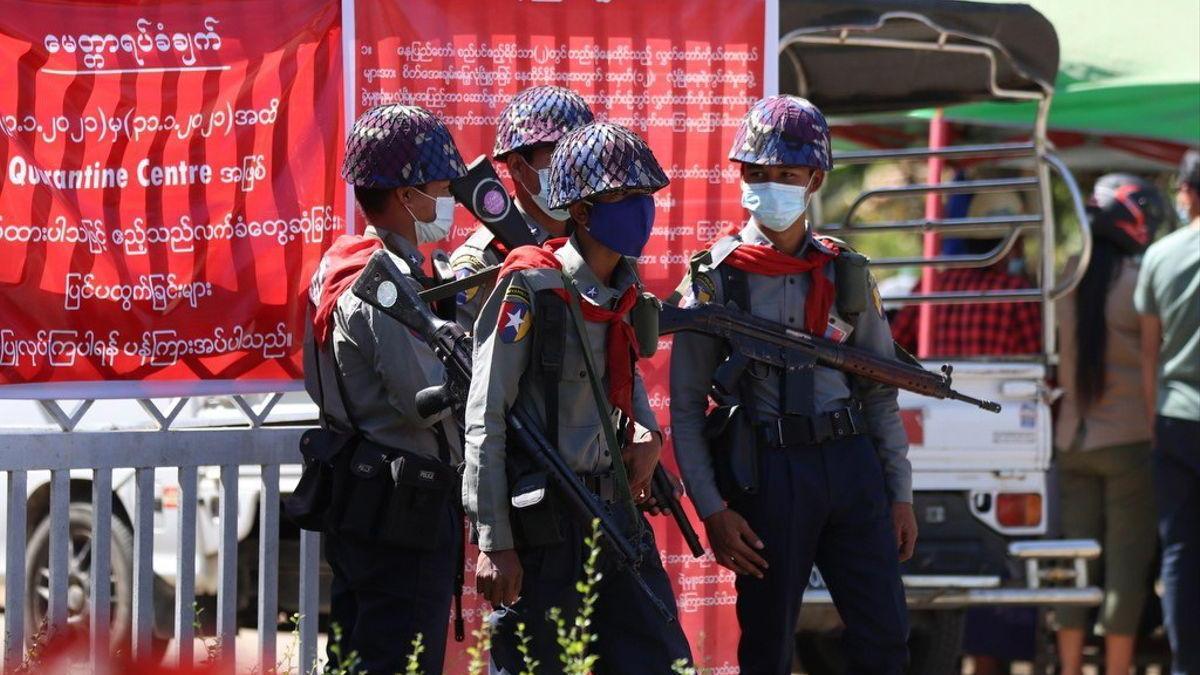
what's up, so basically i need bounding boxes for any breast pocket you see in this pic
[559,340,603,430]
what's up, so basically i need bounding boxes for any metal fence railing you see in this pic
[0,425,317,673]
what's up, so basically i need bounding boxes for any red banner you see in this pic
[0,0,344,396]
[354,0,767,669]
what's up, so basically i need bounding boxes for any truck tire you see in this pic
[795,631,845,675]
[907,609,965,675]
[24,503,168,663]
[796,610,965,675]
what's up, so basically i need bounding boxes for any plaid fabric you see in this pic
[891,267,1043,357]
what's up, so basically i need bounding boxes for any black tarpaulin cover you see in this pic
[778,0,1059,114]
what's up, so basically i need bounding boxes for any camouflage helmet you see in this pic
[493,86,595,159]
[729,95,832,171]
[1090,173,1168,254]
[547,122,669,210]
[341,104,467,189]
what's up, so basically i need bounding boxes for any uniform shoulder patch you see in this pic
[498,283,533,343]
[870,278,884,318]
[690,271,717,305]
[451,252,489,305]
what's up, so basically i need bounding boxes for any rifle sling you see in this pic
[557,273,644,540]
[417,264,502,304]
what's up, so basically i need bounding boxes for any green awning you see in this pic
[931,0,1200,144]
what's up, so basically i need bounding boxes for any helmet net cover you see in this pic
[546,121,669,210]
[728,95,832,171]
[341,104,467,189]
[493,86,595,160]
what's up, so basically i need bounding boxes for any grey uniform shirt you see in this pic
[669,221,911,519]
[462,235,659,551]
[303,226,461,462]
[450,202,546,330]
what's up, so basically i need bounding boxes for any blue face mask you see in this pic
[584,194,655,257]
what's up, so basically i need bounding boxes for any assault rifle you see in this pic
[658,302,1002,413]
[428,154,705,558]
[352,250,678,622]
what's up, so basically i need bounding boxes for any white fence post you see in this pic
[90,468,113,672]
[217,463,239,670]
[258,464,280,671]
[5,470,28,669]
[174,466,198,666]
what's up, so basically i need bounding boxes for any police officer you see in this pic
[669,95,916,674]
[303,104,467,673]
[462,121,693,673]
[450,85,594,329]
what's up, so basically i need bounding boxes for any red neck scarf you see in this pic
[718,227,839,335]
[499,239,640,429]
[312,235,383,347]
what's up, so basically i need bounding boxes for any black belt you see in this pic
[757,406,867,448]
[581,471,618,503]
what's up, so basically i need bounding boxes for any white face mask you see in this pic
[518,159,570,222]
[406,189,456,244]
[740,179,813,232]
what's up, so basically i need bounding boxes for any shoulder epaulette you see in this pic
[462,227,497,252]
[705,235,744,269]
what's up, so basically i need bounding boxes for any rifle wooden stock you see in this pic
[659,303,1001,413]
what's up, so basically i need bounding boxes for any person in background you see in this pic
[890,191,1042,358]
[890,190,1042,674]
[1136,149,1200,675]
[1054,174,1168,675]
[450,85,593,329]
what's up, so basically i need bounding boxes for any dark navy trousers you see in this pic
[733,434,909,675]
[1154,415,1200,675]
[324,502,461,674]
[488,513,693,674]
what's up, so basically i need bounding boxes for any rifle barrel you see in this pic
[661,304,1001,414]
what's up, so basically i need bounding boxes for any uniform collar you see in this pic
[739,218,826,257]
[555,235,638,306]
[365,225,425,269]
[514,199,550,244]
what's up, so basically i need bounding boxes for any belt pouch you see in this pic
[704,403,760,500]
[510,472,566,549]
[379,451,455,550]
[284,428,357,533]
[334,441,392,543]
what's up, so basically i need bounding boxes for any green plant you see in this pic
[404,633,425,674]
[322,621,361,675]
[464,624,494,675]
[548,519,603,675]
[515,621,539,675]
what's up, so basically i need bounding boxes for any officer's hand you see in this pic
[622,432,662,503]
[703,508,768,578]
[892,502,918,562]
[476,549,523,607]
[642,466,684,516]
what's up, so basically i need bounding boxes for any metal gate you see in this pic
[1,395,319,673]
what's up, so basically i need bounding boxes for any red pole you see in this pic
[917,109,948,358]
